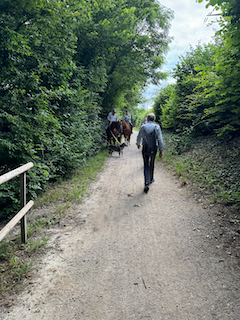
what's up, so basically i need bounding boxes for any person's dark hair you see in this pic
[147,113,155,122]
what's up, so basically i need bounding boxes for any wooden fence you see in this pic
[0,162,34,243]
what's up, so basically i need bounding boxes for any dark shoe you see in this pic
[150,178,155,184]
[144,185,149,193]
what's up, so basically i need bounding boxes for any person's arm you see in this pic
[155,125,164,155]
[136,126,144,148]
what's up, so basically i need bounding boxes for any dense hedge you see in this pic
[0,0,172,218]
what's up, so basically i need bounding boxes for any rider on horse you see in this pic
[106,108,118,131]
[123,110,133,132]
[108,108,118,123]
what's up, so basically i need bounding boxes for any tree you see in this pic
[197,0,240,135]
[0,0,173,217]
[73,0,173,116]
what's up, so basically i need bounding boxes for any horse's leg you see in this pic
[128,133,131,145]
[118,134,122,144]
[112,129,115,145]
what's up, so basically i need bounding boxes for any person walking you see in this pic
[136,113,163,193]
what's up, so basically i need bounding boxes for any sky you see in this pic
[139,0,220,110]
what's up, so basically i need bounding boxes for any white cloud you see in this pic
[160,0,220,72]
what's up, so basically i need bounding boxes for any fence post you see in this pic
[20,172,27,243]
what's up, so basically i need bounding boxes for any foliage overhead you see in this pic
[0,0,172,218]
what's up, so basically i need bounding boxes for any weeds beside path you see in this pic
[0,149,108,305]
[160,132,240,210]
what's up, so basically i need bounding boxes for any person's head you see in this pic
[147,113,155,122]
[126,110,129,114]
[113,108,116,114]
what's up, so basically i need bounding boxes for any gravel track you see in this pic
[1,131,240,320]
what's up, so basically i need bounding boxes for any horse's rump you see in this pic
[122,119,132,144]
[106,121,122,144]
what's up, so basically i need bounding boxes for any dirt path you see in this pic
[1,131,240,320]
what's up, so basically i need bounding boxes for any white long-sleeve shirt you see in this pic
[123,114,131,122]
[107,112,118,121]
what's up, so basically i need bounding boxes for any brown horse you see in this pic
[106,121,123,145]
[122,119,132,145]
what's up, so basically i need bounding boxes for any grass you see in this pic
[0,147,108,297]
[175,161,186,177]
[0,237,32,292]
[159,131,240,208]
[9,257,33,281]
[35,148,108,207]
[25,237,49,252]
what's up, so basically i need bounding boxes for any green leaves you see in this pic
[155,25,240,139]
[154,0,240,162]
[73,0,172,114]
[0,0,173,218]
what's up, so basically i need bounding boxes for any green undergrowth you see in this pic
[0,148,108,299]
[35,147,108,207]
[159,131,240,209]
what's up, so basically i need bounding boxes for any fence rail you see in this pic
[0,162,34,243]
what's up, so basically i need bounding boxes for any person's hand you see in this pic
[138,145,141,149]
[159,150,162,158]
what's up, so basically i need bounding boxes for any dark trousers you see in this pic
[142,150,157,186]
